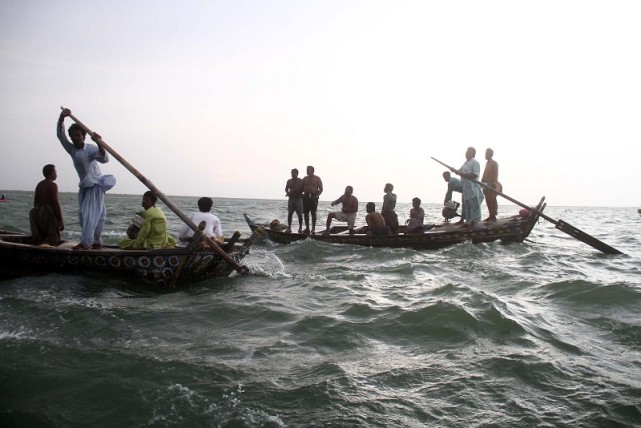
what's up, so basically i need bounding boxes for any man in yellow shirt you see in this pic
[119,191,176,249]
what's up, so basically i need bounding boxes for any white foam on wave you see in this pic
[0,328,32,341]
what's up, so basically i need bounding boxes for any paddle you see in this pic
[61,107,250,274]
[431,156,623,255]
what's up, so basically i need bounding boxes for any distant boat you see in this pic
[245,198,546,251]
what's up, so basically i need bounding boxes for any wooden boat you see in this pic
[0,231,257,287]
[245,198,545,251]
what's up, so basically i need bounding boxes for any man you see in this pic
[450,147,484,226]
[481,148,502,222]
[381,183,399,233]
[177,197,223,247]
[442,171,464,223]
[405,197,425,234]
[29,164,64,246]
[119,191,176,249]
[365,202,390,235]
[324,186,358,235]
[442,171,463,205]
[57,108,116,250]
[302,165,323,234]
[284,168,304,233]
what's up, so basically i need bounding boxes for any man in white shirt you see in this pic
[57,108,116,250]
[178,197,223,247]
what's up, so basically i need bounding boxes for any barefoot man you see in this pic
[325,186,358,235]
[285,168,304,233]
[481,148,502,222]
[302,165,323,234]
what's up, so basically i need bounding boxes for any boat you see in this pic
[245,198,545,251]
[0,231,257,287]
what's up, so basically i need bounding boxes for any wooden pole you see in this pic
[61,107,250,273]
[431,156,623,255]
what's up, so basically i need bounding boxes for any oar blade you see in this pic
[555,219,623,255]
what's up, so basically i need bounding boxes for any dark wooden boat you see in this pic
[245,198,545,251]
[0,231,257,287]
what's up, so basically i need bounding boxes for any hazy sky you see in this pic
[1,1,639,207]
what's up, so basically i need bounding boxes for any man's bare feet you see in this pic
[91,243,103,250]
[302,228,310,235]
[285,228,291,233]
[72,244,89,251]
[298,228,303,234]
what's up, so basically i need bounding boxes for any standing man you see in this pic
[450,147,484,226]
[381,183,399,233]
[284,168,304,233]
[481,148,502,222]
[58,108,116,250]
[29,164,64,246]
[302,165,323,234]
[324,186,358,235]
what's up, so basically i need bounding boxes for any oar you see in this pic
[431,156,623,255]
[61,107,250,274]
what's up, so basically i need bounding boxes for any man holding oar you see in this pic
[57,108,116,250]
[450,147,484,227]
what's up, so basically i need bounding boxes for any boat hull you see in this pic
[0,233,253,287]
[245,199,544,250]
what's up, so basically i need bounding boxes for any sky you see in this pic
[1,0,640,207]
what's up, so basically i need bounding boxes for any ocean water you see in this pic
[1,191,640,427]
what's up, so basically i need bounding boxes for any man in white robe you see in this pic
[451,147,484,225]
[57,109,115,250]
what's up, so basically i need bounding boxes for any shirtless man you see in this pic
[325,186,358,235]
[285,168,304,233]
[302,165,323,234]
[481,148,502,222]
[365,202,390,235]
[381,183,399,233]
[29,164,64,246]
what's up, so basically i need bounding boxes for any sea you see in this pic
[1,191,640,427]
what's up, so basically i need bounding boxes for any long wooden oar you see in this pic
[431,156,623,255]
[62,107,250,274]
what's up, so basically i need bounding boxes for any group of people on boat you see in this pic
[282,146,501,236]
[442,147,502,225]
[27,109,224,250]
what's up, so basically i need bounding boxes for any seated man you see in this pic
[177,197,223,247]
[119,191,176,249]
[324,186,358,234]
[405,197,425,234]
[365,202,390,235]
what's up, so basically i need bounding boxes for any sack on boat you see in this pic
[269,219,286,231]
[126,214,143,239]
[442,200,460,221]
